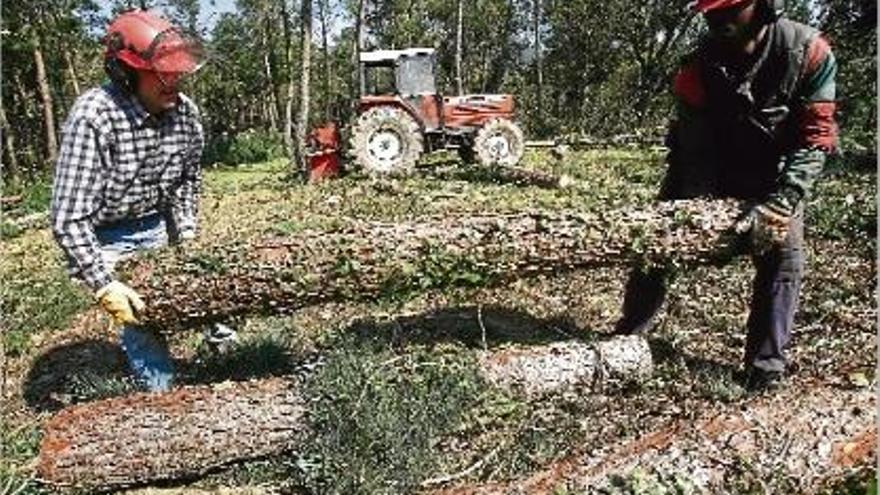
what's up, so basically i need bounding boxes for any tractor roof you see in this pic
[360,48,435,64]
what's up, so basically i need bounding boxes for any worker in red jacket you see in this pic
[614,0,837,391]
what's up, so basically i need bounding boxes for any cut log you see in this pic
[38,377,306,490]
[122,199,746,331]
[39,338,654,490]
[487,165,577,189]
[478,335,653,396]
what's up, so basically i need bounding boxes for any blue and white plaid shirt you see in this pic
[51,83,204,291]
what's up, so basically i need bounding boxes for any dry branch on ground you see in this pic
[124,199,746,331]
[431,383,875,494]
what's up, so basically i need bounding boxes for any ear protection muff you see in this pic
[104,32,139,93]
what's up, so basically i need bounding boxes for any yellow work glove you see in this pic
[95,281,146,325]
[734,198,793,255]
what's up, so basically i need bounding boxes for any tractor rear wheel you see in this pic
[474,118,525,167]
[350,106,423,176]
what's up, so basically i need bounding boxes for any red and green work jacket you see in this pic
[661,17,837,207]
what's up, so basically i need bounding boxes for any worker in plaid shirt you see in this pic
[51,9,232,392]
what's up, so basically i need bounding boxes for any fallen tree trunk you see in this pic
[123,199,746,331]
[38,377,306,490]
[39,337,651,489]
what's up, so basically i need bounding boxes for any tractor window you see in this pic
[397,55,436,96]
[364,65,396,95]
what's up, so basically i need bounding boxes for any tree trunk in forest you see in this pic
[63,49,81,96]
[281,0,296,162]
[33,33,58,166]
[262,38,279,131]
[293,0,312,178]
[318,0,332,120]
[1,100,20,183]
[485,0,515,93]
[261,0,280,131]
[119,199,748,332]
[353,0,367,102]
[12,74,39,166]
[455,0,464,95]
[533,0,543,131]
[38,377,307,490]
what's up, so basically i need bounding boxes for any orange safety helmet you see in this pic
[693,0,751,12]
[104,9,204,79]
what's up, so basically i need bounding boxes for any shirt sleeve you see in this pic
[777,35,838,206]
[51,114,112,291]
[171,108,204,238]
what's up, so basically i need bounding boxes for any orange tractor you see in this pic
[349,48,525,175]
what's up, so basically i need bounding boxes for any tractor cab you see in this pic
[359,48,442,131]
[360,48,437,97]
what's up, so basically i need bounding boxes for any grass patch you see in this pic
[298,336,484,494]
[0,244,90,356]
[183,330,298,384]
[0,419,46,495]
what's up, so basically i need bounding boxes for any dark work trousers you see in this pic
[614,211,804,373]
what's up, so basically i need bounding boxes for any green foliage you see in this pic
[203,129,287,166]
[0,177,52,240]
[300,338,483,494]
[607,468,699,495]
[185,332,297,384]
[0,262,90,357]
[807,160,877,249]
[0,420,46,495]
[378,246,490,304]
[63,370,140,403]
[2,177,52,215]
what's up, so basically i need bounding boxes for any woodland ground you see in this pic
[0,148,876,494]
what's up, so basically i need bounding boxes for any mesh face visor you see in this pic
[144,27,206,74]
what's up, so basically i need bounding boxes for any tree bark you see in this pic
[292,0,312,178]
[38,338,652,490]
[479,336,652,397]
[261,0,280,131]
[120,199,748,332]
[0,99,20,183]
[354,0,367,99]
[318,0,332,120]
[38,377,306,490]
[63,49,81,96]
[33,31,58,166]
[533,0,543,130]
[281,0,296,162]
[455,0,464,96]
[11,73,39,167]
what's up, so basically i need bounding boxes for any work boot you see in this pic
[744,366,785,393]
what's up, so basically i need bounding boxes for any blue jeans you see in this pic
[96,214,175,392]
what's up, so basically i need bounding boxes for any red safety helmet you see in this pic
[104,9,204,74]
[693,0,751,13]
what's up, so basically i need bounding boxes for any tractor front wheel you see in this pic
[350,107,423,176]
[474,118,525,167]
